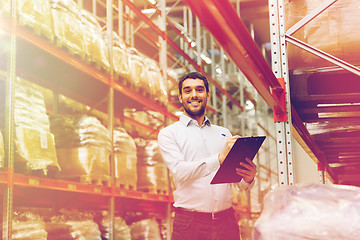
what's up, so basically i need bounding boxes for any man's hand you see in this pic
[218,135,241,165]
[236,157,257,183]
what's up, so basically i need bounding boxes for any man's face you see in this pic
[179,78,209,118]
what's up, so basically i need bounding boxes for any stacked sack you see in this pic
[46,209,101,240]
[113,127,137,189]
[0,77,60,175]
[145,58,168,104]
[50,0,85,59]
[97,211,132,240]
[106,32,130,80]
[81,9,110,71]
[127,47,148,91]
[17,0,54,41]
[12,209,47,240]
[50,114,111,184]
[130,218,162,240]
[135,138,169,194]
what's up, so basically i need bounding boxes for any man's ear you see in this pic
[178,94,183,103]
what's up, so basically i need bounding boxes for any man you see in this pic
[158,72,257,240]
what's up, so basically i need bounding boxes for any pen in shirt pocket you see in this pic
[221,133,227,137]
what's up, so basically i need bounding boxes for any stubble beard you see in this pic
[183,102,206,118]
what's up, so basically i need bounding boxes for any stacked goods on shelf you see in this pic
[50,114,111,184]
[113,127,137,190]
[127,47,148,93]
[285,0,360,70]
[253,184,360,240]
[0,130,3,168]
[81,9,110,72]
[97,211,132,240]
[0,77,60,175]
[49,0,85,59]
[46,210,101,240]
[12,210,47,240]
[17,0,54,41]
[135,138,169,194]
[107,32,130,80]
[130,218,162,240]
[145,58,168,104]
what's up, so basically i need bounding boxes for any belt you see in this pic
[174,207,234,220]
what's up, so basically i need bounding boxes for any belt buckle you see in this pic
[212,212,216,220]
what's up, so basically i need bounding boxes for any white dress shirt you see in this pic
[158,114,254,212]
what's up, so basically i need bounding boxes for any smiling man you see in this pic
[158,72,257,240]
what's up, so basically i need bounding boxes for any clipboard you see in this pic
[210,136,266,184]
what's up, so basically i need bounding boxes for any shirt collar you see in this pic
[180,114,211,127]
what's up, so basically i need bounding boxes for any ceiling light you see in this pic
[216,68,222,75]
[141,8,156,14]
[147,0,157,5]
[200,54,212,64]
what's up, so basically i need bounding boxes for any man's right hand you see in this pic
[218,135,241,165]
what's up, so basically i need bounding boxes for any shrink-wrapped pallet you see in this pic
[253,184,360,240]
[50,114,111,183]
[81,10,110,72]
[0,130,4,168]
[98,211,132,240]
[130,218,162,240]
[113,127,137,189]
[135,138,168,194]
[46,210,101,240]
[17,0,54,41]
[145,58,168,104]
[50,0,85,59]
[105,32,130,79]
[285,0,360,70]
[128,47,149,91]
[12,210,47,240]
[0,77,60,175]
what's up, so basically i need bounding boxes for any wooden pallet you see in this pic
[17,18,55,43]
[115,180,136,191]
[138,186,169,195]
[61,175,111,187]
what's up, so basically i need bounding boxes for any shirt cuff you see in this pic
[236,178,255,191]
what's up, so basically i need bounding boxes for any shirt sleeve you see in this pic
[235,179,255,191]
[158,128,220,183]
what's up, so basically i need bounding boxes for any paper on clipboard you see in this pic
[210,136,266,184]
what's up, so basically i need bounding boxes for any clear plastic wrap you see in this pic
[253,184,360,240]
[50,0,85,58]
[130,218,162,240]
[113,127,137,189]
[47,210,101,240]
[98,211,132,240]
[285,0,360,70]
[12,210,47,240]
[127,47,149,90]
[81,9,110,71]
[106,32,130,79]
[145,58,168,104]
[17,0,54,41]
[135,138,168,193]
[50,115,111,181]
[0,77,60,174]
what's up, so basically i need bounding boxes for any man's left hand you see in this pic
[235,157,257,183]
